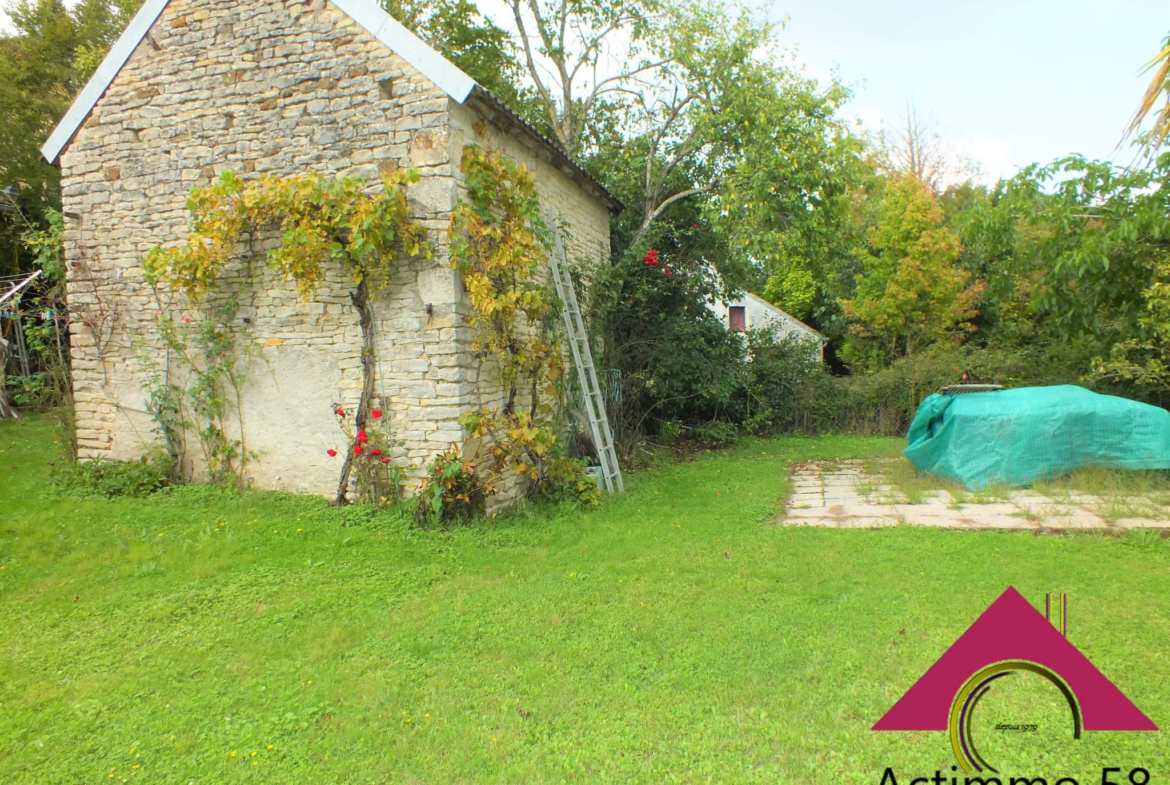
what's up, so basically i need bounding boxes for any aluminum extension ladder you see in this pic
[546,215,624,494]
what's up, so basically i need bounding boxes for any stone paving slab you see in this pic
[780,460,1170,531]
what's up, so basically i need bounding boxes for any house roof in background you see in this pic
[39,0,619,211]
[743,292,825,340]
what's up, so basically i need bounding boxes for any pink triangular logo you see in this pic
[874,587,1156,732]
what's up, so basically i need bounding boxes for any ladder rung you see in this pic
[545,210,624,495]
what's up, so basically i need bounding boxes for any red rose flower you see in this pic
[371,409,383,419]
[643,249,659,267]
[370,448,382,456]
[381,457,391,464]
[356,430,368,444]
[327,449,337,457]
[693,223,699,228]
[353,445,363,455]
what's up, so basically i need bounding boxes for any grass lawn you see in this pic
[865,452,1170,511]
[1,416,1168,784]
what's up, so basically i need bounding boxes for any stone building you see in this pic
[42,0,619,501]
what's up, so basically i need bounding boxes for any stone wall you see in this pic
[61,0,464,497]
[59,0,613,504]
[449,101,612,278]
[448,102,613,504]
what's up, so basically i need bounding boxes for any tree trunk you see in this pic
[335,279,377,505]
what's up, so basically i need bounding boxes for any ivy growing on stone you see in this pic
[144,170,430,498]
[449,145,598,506]
[147,294,259,485]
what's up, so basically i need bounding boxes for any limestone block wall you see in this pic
[58,0,614,505]
[447,102,613,503]
[448,102,612,278]
[59,0,471,496]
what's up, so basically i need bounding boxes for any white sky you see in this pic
[4,0,1167,181]
[773,0,1168,181]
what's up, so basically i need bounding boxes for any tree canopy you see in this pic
[1,0,143,276]
[6,0,1170,438]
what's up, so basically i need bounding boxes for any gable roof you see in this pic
[742,292,824,340]
[873,587,1156,733]
[39,0,620,211]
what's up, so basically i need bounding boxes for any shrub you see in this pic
[328,400,404,508]
[792,342,1136,436]
[4,373,52,408]
[413,444,493,527]
[658,419,683,445]
[598,249,749,449]
[599,263,1157,446]
[53,452,174,498]
[692,420,740,448]
[740,330,831,434]
[539,456,602,507]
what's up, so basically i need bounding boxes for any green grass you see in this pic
[867,453,1170,511]
[1034,468,1170,504]
[2,418,1169,783]
[862,453,957,504]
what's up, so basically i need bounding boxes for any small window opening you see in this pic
[729,306,746,332]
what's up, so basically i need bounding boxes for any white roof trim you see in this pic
[331,0,475,102]
[41,0,477,164]
[743,292,825,340]
[40,0,172,164]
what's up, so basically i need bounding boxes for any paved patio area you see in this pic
[781,460,1170,530]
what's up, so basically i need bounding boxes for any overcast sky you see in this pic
[773,0,1168,181]
[4,0,1166,181]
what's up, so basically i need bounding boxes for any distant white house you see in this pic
[709,292,826,361]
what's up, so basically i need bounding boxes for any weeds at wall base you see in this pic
[51,451,175,498]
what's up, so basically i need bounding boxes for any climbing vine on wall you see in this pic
[449,145,598,505]
[146,294,260,485]
[144,170,430,499]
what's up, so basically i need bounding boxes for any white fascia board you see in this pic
[331,0,475,102]
[40,0,173,164]
[41,0,477,165]
[744,292,824,339]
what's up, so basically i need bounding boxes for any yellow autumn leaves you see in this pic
[145,170,430,303]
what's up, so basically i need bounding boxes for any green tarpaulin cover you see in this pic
[904,385,1170,489]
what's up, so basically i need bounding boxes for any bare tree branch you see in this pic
[508,0,561,140]
[630,184,717,247]
[646,93,692,194]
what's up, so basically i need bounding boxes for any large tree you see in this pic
[381,0,539,124]
[839,174,982,371]
[500,0,661,157]
[507,0,861,308]
[0,0,143,275]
